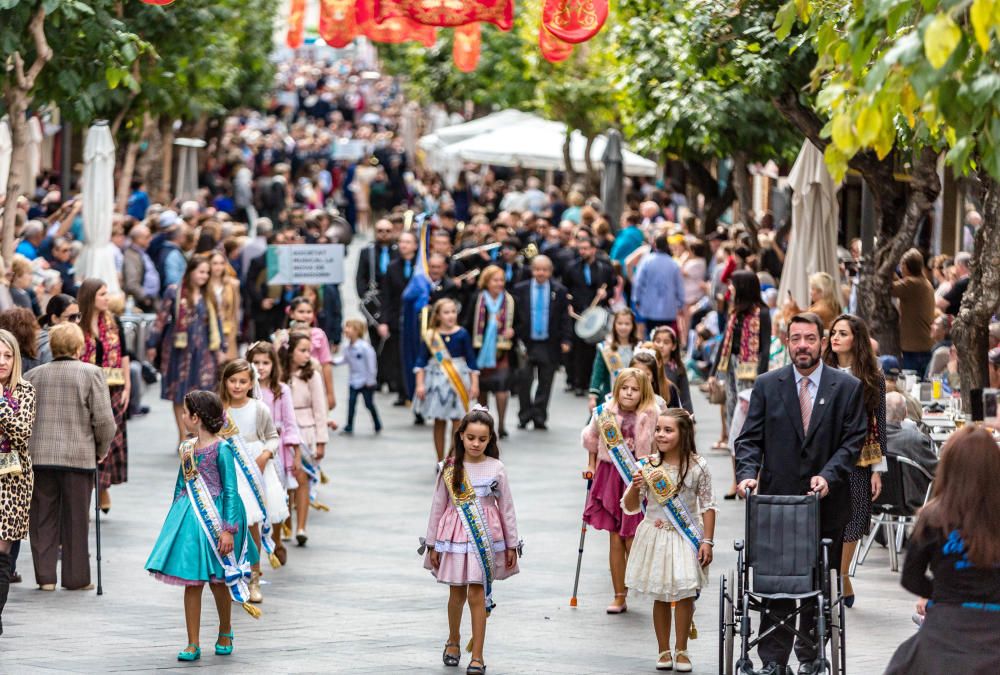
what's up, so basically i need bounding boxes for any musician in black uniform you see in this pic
[378,231,417,405]
[357,218,398,392]
[426,253,461,306]
[563,235,615,396]
[499,238,528,290]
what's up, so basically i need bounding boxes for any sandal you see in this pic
[215,631,234,656]
[606,592,628,614]
[711,439,729,451]
[442,641,461,667]
[177,644,201,662]
[656,650,673,670]
[466,658,486,674]
[674,650,692,673]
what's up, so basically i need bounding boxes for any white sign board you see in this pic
[266,244,345,285]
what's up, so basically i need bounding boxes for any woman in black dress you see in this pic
[886,426,1000,675]
[823,313,885,607]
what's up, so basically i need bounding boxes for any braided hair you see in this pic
[184,390,226,434]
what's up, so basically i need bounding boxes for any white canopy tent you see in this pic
[418,110,541,175]
[778,140,840,310]
[433,117,657,177]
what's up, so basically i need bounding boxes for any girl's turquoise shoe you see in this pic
[215,631,235,656]
[177,644,201,661]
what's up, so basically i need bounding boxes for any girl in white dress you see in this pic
[622,409,717,672]
[219,359,287,603]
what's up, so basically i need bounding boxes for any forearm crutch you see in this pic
[95,463,103,596]
[569,470,594,607]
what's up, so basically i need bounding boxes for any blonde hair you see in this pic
[344,318,367,340]
[10,255,32,278]
[427,298,458,332]
[809,272,842,314]
[0,328,25,390]
[477,264,504,290]
[49,322,85,359]
[611,367,655,413]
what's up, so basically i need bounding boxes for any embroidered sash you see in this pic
[178,440,260,619]
[425,330,470,412]
[637,456,704,554]
[441,461,497,613]
[220,415,280,568]
[595,404,640,486]
[298,444,331,512]
[600,342,627,386]
[717,306,760,381]
[472,291,514,352]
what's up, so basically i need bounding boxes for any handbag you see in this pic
[0,444,22,477]
[708,377,727,405]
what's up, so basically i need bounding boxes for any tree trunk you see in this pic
[562,129,576,188]
[855,147,941,356]
[115,138,141,216]
[583,134,599,195]
[686,159,733,232]
[730,151,759,248]
[158,117,175,204]
[953,170,1000,411]
[0,6,52,266]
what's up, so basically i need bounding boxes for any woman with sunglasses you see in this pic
[40,294,81,328]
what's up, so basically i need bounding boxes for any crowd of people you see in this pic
[0,53,998,675]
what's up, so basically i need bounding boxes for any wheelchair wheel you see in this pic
[829,569,843,674]
[719,571,735,675]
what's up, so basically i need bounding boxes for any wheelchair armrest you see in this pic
[821,538,832,548]
[733,539,744,552]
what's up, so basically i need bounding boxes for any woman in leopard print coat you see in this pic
[0,328,37,636]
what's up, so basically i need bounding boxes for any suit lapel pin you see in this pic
[819,398,825,405]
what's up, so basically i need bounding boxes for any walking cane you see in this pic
[95,463,103,596]
[569,470,594,607]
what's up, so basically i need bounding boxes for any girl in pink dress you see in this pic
[247,340,303,564]
[287,296,336,412]
[581,367,658,614]
[423,408,519,675]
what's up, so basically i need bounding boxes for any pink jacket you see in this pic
[581,404,658,464]
[290,368,329,448]
[259,384,302,473]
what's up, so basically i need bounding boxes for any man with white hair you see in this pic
[179,200,200,222]
[885,392,937,511]
[523,176,548,214]
[937,251,972,315]
[15,219,46,260]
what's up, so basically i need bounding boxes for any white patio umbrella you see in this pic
[778,139,840,310]
[77,122,120,292]
[174,137,206,203]
[0,119,11,197]
[21,116,42,195]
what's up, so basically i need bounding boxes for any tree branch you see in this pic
[24,6,52,88]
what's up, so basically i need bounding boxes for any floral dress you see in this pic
[147,286,224,404]
[82,312,128,489]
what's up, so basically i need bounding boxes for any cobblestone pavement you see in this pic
[1,257,916,674]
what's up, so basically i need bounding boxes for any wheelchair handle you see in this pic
[733,539,744,552]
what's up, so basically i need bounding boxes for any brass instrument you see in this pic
[453,241,502,260]
[403,210,414,231]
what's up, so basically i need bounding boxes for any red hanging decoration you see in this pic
[541,0,608,44]
[357,0,438,45]
[319,0,359,48]
[287,0,307,48]
[374,0,513,31]
[140,0,176,5]
[452,23,481,72]
[539,24,573,63]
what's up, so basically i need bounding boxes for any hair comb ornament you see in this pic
[634,347,659,359]
[470,403,491,414]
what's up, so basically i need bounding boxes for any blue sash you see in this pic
[441,462,497,614]
[221,416,280,567]
[179,440,260,618]
[637,456,704,554]
[299,444,331,512]
[595,404,640,486]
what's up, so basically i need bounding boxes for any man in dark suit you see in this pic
[512,255,572,429]
[735,313,868,675]
[498,238,528,291]
[562,235,615,395]
[358,219,398,392]
[378,231,417,405]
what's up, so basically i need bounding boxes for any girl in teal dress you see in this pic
[145,391,259,661]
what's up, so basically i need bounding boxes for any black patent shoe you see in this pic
[442,642,460,667]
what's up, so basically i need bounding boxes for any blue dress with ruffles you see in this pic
[145,439,259,585]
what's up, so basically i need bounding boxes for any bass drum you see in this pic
[575,306,612,345]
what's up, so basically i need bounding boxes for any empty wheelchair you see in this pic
[719,494,847,675]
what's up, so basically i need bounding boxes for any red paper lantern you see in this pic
[140,0,176,5]
[374,0,513,31]
[539,24,573,63]
[541,0,608,44]
[319,0,359,48]
[452,23,481,72]
[287,0,307,48]
[357,0,438,45]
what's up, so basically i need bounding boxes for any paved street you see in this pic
[1,256,918,674]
